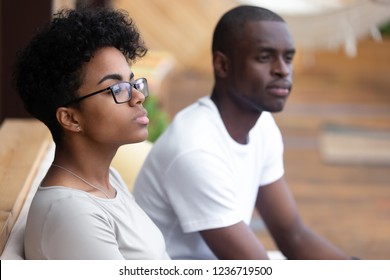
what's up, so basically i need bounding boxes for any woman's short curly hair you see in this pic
[13,8,147,143]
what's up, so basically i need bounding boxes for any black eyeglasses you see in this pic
[61,78,149,107]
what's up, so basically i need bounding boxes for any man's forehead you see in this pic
[237,20,294,47]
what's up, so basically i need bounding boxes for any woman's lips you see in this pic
[135,115,149,125]
[135,111,149,125]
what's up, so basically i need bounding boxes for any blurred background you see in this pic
[1,0,389,259]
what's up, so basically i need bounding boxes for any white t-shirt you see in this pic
[24,168,170,260]
[133,97,284,259]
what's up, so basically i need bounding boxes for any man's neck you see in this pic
[211,93,261,144]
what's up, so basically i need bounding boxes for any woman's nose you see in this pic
[129,87,146,106]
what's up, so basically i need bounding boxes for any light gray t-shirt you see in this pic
[24,168,170,260]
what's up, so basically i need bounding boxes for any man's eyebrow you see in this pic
[256,46,296,53]
[257,46,274,52]
[98,74,122,85]
[286,48,296,54]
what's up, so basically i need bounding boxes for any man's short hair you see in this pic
[212,5,285,53]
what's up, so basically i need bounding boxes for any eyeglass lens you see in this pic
[112,78,148,103]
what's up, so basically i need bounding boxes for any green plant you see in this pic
[380,21,390,37]
[144,94,170,142]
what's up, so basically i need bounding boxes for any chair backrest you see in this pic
[0,119,52,259]
[1,143,54,259]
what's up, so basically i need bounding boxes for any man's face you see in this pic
[227,20,295,113]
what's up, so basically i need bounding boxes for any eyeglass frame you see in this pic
[60,77,149,107]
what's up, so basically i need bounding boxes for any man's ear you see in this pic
[213,51,229,78]
[56,107,81,133]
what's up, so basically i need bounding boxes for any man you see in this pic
[133,5,350,259]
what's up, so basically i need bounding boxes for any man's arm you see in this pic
[200,221,269,259]
[256,176,350,259]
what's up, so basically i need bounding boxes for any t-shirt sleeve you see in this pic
[41,197,124,260]
[163,150,242,233]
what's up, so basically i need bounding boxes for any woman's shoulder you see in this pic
[30,186,106,220]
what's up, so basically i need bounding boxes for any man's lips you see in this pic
[266,82,291,97]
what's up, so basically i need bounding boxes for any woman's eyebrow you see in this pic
[98,73,122,85]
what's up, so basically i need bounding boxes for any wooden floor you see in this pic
[159,55,390,259]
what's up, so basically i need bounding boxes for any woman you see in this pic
[13,8,170,260]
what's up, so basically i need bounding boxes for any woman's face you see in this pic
[75,47,149,146]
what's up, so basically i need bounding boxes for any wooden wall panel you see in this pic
[115,0,236,72]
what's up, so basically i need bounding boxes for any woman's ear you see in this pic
[213,51,229,78]
[56,107,81,133]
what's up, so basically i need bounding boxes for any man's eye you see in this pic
[284,54,295,63]
[257,53,271,62]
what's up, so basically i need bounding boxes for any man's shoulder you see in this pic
[173,96,217,124]
[161,97,221,141]
[145,97,226,165]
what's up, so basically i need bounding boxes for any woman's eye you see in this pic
[111,86,122,96]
